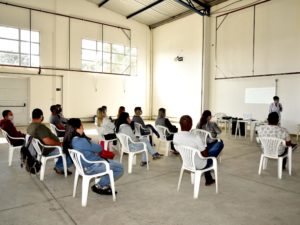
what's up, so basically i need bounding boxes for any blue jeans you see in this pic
[49,148,73,171]
[85,160,124,187]
[129,137,157,162]
[204,140,224,181]
[206,140,224,166]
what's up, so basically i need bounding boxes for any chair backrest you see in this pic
[96,126,105,139]
[116,133,131,153]
[155,125,168,140]
[69,149,86,176]
[31,138,43,155]
[214,113,227,119]
[175,145,205,172]
[134,123,142,137]
[50,124,58,136]
[191,129,210,147]
[0,129,12,146]
[258,137,285,158]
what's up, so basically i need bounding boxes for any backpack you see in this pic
[20,136,42,174]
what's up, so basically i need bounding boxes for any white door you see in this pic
[0,77,29,125]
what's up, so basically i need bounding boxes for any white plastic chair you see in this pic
[50,123,65,142]
[155,125,173,156]
[214,113,228,133]
[96,126,117,151]
[116,133,149,174]
[257,137,292,179]
[191,129,222,163]
[0,128,25,166]
[134,123,151,140]
[69,149,116,207]
[31,138,67,181]
[175,145,218,199]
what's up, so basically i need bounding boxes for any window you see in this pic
[0,25,40,67]
[81,39,137,75]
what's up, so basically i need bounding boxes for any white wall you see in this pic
[208,0,300,133]
[152,14,203,123]
[0,0,151,123]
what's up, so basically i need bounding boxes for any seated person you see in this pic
[257,112,297,169]
[63,118,123,195]
[155,108,178,152]
[116,112,162,166]
[0,110,25,146]
[196,110,224,155]
[114,106,125,126]
[173,115,216,185]
[56,104,68,124]
[27,108,72,175]
[49,105,66,137]
[132,107,160,138]
[97,107,117,141]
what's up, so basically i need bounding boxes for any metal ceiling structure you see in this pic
[87,0,229,28]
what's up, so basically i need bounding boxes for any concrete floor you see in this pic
[0,123,299,225]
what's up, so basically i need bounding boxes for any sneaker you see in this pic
[205,179,215,186]
[170,149,179,155]
[140,161,148,167]
[54,167,72,175]
[91,185,117,195]
[152,152,162,160]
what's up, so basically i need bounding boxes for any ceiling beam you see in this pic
[126,0,165,19]
[98,0,109,8]
[191,0,210,9]
[174,0,210,16]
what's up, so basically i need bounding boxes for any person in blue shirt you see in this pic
[63,118,123,195]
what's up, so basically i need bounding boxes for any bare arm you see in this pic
[42,137,62,146]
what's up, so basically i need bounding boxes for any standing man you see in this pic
[269,96,283,120]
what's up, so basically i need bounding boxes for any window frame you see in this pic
[0,25,40,67]
[81,38,137,75]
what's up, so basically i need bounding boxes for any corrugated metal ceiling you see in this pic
[87,0,229,27]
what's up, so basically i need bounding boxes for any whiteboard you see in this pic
[245,87,275,104]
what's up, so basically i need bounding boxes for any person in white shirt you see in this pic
[96,107,116,140]
[173,115,216,186]
[269,96,282,119]
[257,112,297,169]
[116,112,162,166]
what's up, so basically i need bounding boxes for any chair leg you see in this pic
[81,177,90,207]
[8,146,14,166]
[128,153,133,174]
[133,155,137,165]
[165,141,170,156]
[177,167,184,192]
[258,154,264,175]
[145,150,149,171]
[119,151,123,163]
[73,170,79,198]
[193,171,201,199]
[263,158,268,170]
[104,141,109,151]
[278,158,282,179]
[40,157,47,181]
[108,170,116,201]
[214,166,218,194]
[288,154,292,176]
[62,154,67,178]
[191,173,195,184]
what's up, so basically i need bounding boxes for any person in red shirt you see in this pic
[0,110,25,146]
